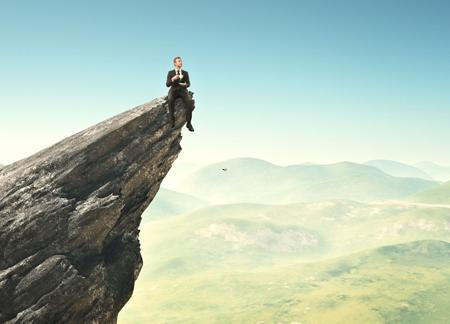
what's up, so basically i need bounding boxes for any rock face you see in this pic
[0,93,193,323]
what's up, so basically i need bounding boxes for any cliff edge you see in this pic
[0,93,192,323]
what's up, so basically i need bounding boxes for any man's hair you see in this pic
[173,56,181,63]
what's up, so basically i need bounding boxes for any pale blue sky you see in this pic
[1,0,449,166]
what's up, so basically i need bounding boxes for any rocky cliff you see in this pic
[0,93,193,323]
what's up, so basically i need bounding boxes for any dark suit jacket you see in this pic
[166,69,191,90]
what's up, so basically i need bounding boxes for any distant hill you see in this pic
[409,181,450,204]
[120,239,450,323]
[132,199,450,276]
[175,157,439,204]
[141,187,207,222]
[415,161,450,182]
[365,159,433,180]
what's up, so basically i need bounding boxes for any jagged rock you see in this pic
[0,93,193,323]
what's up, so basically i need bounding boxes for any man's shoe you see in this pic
[186,122,194,132]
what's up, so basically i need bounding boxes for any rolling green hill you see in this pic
[409,181,450,204]
[129,200,450,278]
[175,158,439,204]
[119,240,450,324]
[364,159,433,180]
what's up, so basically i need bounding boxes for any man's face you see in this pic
[174,58,183,68]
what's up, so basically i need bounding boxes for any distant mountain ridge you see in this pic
[364,159,433,180]
[175,157,439,204]
[415,161,450,182]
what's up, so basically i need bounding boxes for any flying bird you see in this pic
[221,168,227,171]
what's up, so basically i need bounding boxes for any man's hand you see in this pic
[171,75,180,82]
[178,82,187,87]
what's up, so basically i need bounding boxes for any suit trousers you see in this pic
[167,87,194,124]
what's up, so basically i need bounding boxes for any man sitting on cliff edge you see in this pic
[166,56,195,131]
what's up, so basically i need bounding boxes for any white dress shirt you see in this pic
[175,67,183,79]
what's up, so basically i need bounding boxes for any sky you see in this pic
[1,0,450,167]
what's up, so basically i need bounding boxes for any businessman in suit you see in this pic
[166,56,194,131]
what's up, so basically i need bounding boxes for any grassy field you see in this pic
[119,240,450,323]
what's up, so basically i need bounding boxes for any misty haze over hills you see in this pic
[364,159,434,180]
[160,158,450,190]
[414,161,450,182]
[133,157,450,222]
[173,158,439,205]
[121,156,450,323]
